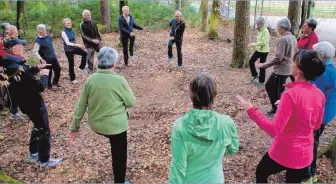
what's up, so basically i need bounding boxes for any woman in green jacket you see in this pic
[169,72,239,183]
[248,17,270,86]
[68,47,135,183]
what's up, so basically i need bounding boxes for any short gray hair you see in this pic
[304,18,317,31]
[278,17,291,30]
[313,41,335,61]
[63,18,72,24]
[256,17,265,24]
[36,24,46,32]
[175,11,182,16]
[82,9,91,17]
[98,47,119,68]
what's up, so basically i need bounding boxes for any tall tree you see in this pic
[231,0,250,68]
[287,0,301,36]
[119,0,128,15]
[307,0,314,19]
[260,0,264,16]
[200,0,209,32]
[175,0,181,10]
[100,0,112,33]
[208,0,220,40]
[300,0,309,28]
[253,0,258,29]
[16,0,24,31]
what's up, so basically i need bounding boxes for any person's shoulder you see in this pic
[213,112,235,127]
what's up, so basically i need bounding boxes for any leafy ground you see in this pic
[1,23,335,183]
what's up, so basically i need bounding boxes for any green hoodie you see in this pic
[169,109,239,183]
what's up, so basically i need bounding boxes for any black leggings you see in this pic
[256,152,308,183]
[100,131,127,183]
[249,51,269,83]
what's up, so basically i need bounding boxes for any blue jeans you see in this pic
[28,103,51,163]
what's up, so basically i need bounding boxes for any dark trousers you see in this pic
[168,40,183,66]
[45,57,61,87]
[249,51,268,83]
[27,103,51,163]
[303,124,326,179]
[7,84,19,115]
[86,43,101,71]
[101,131,127,183]
[265,73,288,110]
[65,47,88,81]
[121,36,135,66]
[256,152,308,183]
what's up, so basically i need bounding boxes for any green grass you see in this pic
[0,170,22,183]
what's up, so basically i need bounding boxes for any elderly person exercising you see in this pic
[62,18,87,84]
[257,18,297,115]
[302,41,336,183]
[69,47,135,183]
[248,17,270,86]
[80,9,101,73]
[33,24,61,90]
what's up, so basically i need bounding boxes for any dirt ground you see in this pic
[1,24,335,183]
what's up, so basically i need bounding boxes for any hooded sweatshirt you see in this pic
[169,109,239,183]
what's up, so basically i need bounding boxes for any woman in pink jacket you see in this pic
[237,49,326,183]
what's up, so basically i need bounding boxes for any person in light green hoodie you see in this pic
[68,47,135,184]
[248,17,270,86]
[169,72,239,183]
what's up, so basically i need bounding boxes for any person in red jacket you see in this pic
[290,19,318,82]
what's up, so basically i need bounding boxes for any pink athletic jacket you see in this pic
[247,81,325,169]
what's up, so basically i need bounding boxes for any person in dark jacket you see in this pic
[1,37,62,168]
[62,18,87,84]
[80,9,101,73]
[168,11,185,69]
[33,24,61,90]
[118,6,143,67]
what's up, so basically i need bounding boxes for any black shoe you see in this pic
[130,51,133,56]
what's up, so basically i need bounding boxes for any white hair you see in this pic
[82,9,91,17]
[63,18,72,24]
[278,17,291,30]
[98,47,119,68]
[122,6,129,11]
[175,11,182,16]
[36,24,46,32]
[256,17,265,24]
[313,41,336,61]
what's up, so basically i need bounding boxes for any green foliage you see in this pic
[26,56,39,66]
[0,169,21,183]
[0,1,201,42]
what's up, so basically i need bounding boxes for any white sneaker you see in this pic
[27,153,39,163]
[71,80,78,84]
[40,159,62,168]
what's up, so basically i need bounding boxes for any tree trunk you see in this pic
[307,0,314,19]
[231,0,250,68]
[287,0,301,36]
[260,0,264,16]
[208,0,220,40]
[300,0,309,28]
[119,0,128,15]
[253,0,258,29]
[16,0,24,31]
[175,0,181,10]
[318,137,336,169]
[100,0,112,33]
[200,0,209,32]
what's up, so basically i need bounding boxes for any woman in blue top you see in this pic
[303,41,336,183]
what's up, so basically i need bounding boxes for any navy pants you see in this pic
[27,103,51,163]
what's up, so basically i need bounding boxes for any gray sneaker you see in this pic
[85,68,94,74]
[40,159,62,168]
[9,113,23,121]
[251,76,259,83]
[168,57,174,63]
[27,153,39,163]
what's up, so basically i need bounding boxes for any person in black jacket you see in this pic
[168,11,185,69]
[80,9,101,73]
[118,6,143,67]
[1,38,62,168]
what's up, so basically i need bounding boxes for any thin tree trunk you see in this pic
[288,0,301,36]
[200,0,209,32]
[307,0,314,18]
[260,0,264,16]
[119,0,128,15]
[16,0,24,31]
[318,137,336,169]
[300,0,309,28]
[231,0,250,68]
[253,0,258,29]
[175,0,181,10]
[208,0,220,40]
[100,0,112,33]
